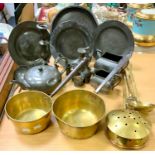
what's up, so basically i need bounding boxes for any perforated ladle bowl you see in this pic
[106,109,151,149]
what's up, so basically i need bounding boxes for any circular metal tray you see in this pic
[51,6,98,35]
[50,21,93,67]
[93,20,134,59]
[8,21,51,65]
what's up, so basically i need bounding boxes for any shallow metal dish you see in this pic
[51,5,98,35]
[50,21,93,67]
[93,20,134,59]
[8,21,51,65]
[53,89,105,139]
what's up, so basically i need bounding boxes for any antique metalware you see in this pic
[90,57,121,92]
[90,69,122,92]
[8,21,51,65]
[126,3,153,28]
[91,20,134,93]
[50,21,93,68]
[95,54,131,93]
[94,57,118,73]
[106,109,151,149]
[71,65,91,87]
[133,8,155,46]
[124,64,155,113]
[93,20,134,59]
[51,47,91,97]
[5,91,52,134]
[52,90,105,139]
[13,64,62,94]
[51,5,98,35]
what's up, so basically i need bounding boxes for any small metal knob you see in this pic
[77,47,89,58]
[38,67,43,72]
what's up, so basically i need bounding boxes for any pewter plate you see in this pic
[50,21,93,67]
[93,20,134,59]
[8,21,51,65]
[51,6,98,35]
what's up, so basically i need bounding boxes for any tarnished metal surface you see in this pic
[51,6,98,35]
[50,21,93,67]
[13,65,62,94]
[8,21,51,65]
[93,20,134,58]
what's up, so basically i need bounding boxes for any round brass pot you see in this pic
[106,109,151,149]
[5,91,52,134]
[53,90,105,139]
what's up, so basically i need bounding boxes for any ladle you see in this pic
[124,63,155,113]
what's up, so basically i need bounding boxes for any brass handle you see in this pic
[125,63,140,100]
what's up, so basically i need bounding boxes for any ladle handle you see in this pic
[50,57,88,97]
[125,64,140,100]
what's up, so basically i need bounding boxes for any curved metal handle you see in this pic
[0,37,8,42]
[39,40,49,46]
[46,78,58,86]
[54,57,67,75]
[36,23,48,30]
[112,74,122,88]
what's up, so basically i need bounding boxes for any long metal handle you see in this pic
[125,64,140,100]
[50,57,88,97]
[95,54,131,93]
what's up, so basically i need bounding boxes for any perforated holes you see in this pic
[133,118,136,120]
[136,122,139,125]
[125,123,128,126]
[134,130,137,132]
[117,117,120,119]
[124,116,126,118]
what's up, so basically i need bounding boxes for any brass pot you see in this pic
[53,90,105,139]
[106,109,151,149]
[5,91,52,134]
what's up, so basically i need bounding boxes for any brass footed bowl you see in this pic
[53,90,105,139]
[5,91,52,134]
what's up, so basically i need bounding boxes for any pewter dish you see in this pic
[8,21,51,65]
[93,20,134,59]
[51,6,98,35]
